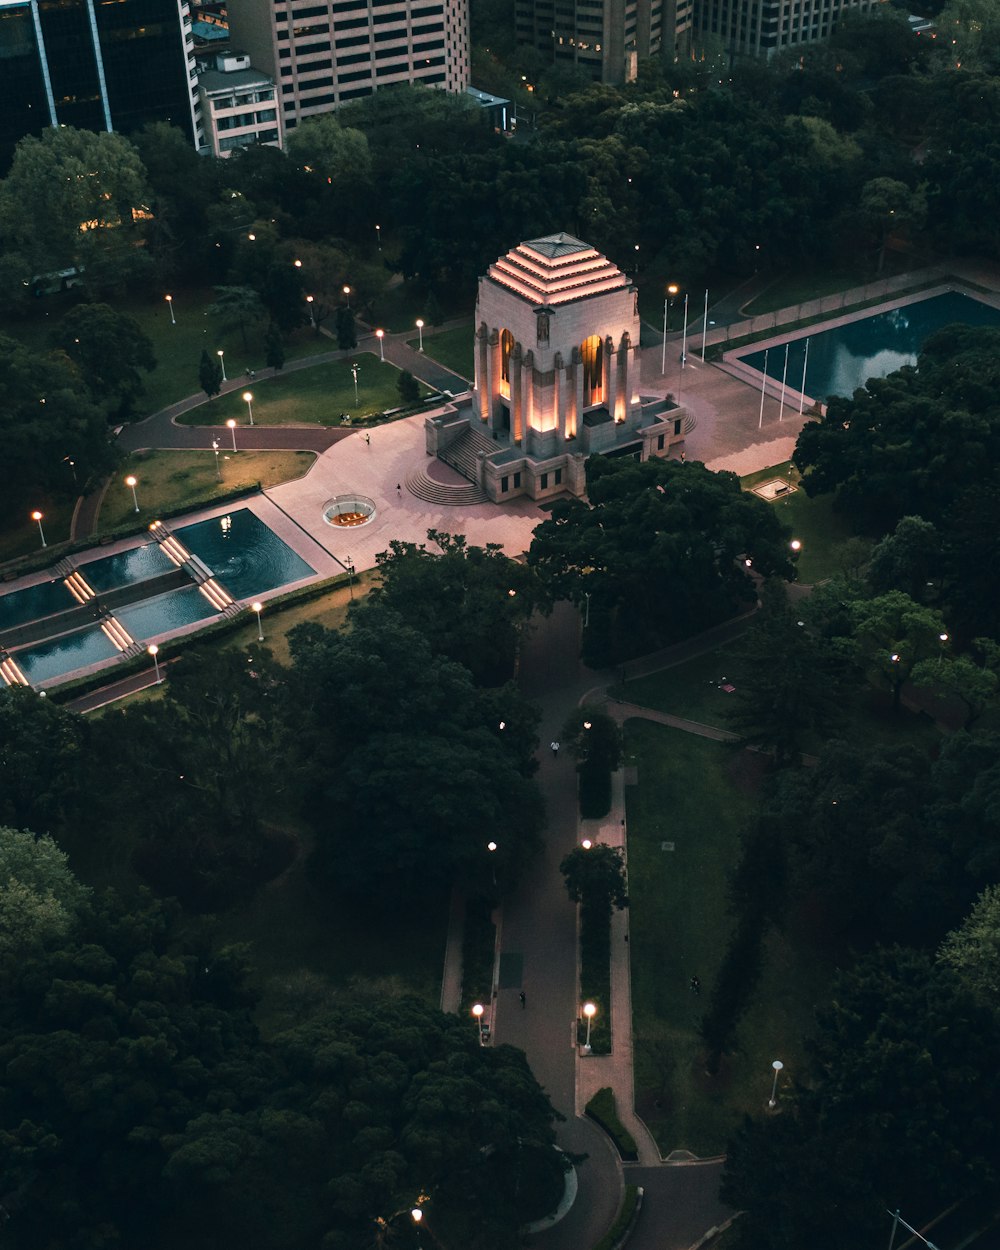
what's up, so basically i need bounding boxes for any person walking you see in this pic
[364,432,370,447]
[550,741,560,758]
[396,482,402,497]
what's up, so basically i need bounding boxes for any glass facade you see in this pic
[0,0,194,172]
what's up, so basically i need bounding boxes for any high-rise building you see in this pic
[226,0,469,133]
[514,0,692,84]
[0,0,203,169]
[692,0,881,58]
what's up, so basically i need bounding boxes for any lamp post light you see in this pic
[243,390,255,426]
[31,510,46,547]
[790,539,802,553]
[293,257,302,269]
[375,222,382,251]
[582,1002,597,1053]
[661,283,679,374]
[251,600,264,641]
[416,318,425,352]
[938,632,949,667]
[351,362,360,405]
[306,295,316,329]
[217,349,227,383]
[487,840,497,885]
[212,438,221,480]
[472,1003,486,1044]
[584,590,591,628]
[125,474,139,513]
[148,643,162,684]
[376,328,385,362]
[343,284,351,308]
[346,556,355,600]
[165,293,175,324]
[226,418,238,452]
[768,1059,784,1108]
[581,838,593,849]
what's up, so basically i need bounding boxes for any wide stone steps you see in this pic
[438,424,497,485]
[404,469,488,507]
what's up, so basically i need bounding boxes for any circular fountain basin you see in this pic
[323,494,377,528]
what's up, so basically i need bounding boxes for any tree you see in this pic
[397,367,420,405]
[285,113,372,187]
[207,285,267,350]
[726,580,849,765]
[560,708,622,817]
[911,653,998,729]
[867,515,941,601]
[199,347,223,399]
[52,303,156,421]
[265,321,285,371]
[528,457,793,662]
[0,826,89,957]
[849,590,949,711]
[938,884,1000,1002]
[859,176,926,273]
[335,305,357,351]
[560,844,629,920]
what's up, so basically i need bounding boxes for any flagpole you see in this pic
[681,293,689,366]
[798,337,811,416]
[661,296,668,375]
[701,288,709,361]
[778,342,789,422]
[758,349,769,430]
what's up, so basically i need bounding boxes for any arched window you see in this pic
[581,334,603,406]
[499,329,514,398]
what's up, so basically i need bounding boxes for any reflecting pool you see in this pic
[15,625,120,683]
[176,509,314,599]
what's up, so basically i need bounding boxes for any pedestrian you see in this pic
[519,991,526,1008]
[679,450,686,462]
[690,975,701,995]
[550,741,560,758]
[396,482,402,497]
[364,432,370,446]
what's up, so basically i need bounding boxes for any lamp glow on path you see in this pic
[376,328,385,362]
[582,1001,597,1052]
[125,474,139,513]
[148,643,162,684]
[416,318,424,351]
[243,390,254,425]
[251,600,263,641]
[217,349,227,383]
[31,510,46,547]
[769,1059,784,1107]
[226,418,238,452]
[472,1002,485,1043]
[165,294,175,324]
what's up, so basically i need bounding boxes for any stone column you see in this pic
[476,322,490,422]
[572,346,583,440]
[487,329,501,430]
[522,349,535,453]
[511,341,523,444]
[554,351,565,440]
[616,331,629,423]
[605,334,617,422]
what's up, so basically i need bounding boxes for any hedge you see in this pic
[585,1088,638,1162]
[593,1184,641,1250]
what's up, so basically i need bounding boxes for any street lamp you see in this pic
[212,437,221,480]
[217,349,227,383]
[30,509,46,547]
[226,418,238,452]
[661,283,679,374]
[416,318,424,352]
[375,222,382,251]
[345,556,355,599]
[582,1002,597,1053]
[306,294,316,329]
[343,285,351,308]
[376,328,385,362]
[581,838,593,849]
[768,1059,784,1108]
[243,390,254,426]
[148,643,162,683]
[125,474,139,513]
[165,293,175,325]
[251,600,264,641]
[487,840,497,885]
[472,1003,485,1044]
[351,362,360,405]
[293,258,302,269]
[790,539,802,553]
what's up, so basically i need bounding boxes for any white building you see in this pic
[197,50,282,156]
[425,234,689,504]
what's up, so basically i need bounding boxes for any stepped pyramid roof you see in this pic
[486,234,627,307]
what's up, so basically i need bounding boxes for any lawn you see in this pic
[409,324,475,380]
[178,354,423,426]
[625,721,829,1155]
[369,280,474,333]
[740,461,855,584]
[0,496,76,564]
[742,254,916,316]
[95,449,315,531]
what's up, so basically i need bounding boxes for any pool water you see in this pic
[15,625,119,684]
[738,292,1000,401]
[79,543,175,593]
[116,585,220,638]
[176,509,314,599]
[0,579,74,631]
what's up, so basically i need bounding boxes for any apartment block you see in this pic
[226,0,470,132]
[198,48,282,155]
[693,0,882,57]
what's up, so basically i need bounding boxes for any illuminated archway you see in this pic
[499,329,514,398]
[581,334,603,406]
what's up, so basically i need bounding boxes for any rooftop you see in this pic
[198,66,273,93]
[487,234,628,307]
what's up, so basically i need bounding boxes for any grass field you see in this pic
[96,449,315,531]
[410,325,475,380]
[742,254,916,316]
[178,354,419,426]
[369,281,474,334]
[0,497,76,564]
[740,461,855,584]
[625,721,829,1155]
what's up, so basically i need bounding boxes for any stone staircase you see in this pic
[405,468,489,506]
[438,423,497,483]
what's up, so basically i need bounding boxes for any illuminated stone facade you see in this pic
[426,233,686,503]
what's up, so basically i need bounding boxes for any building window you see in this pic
[581,334,603,406]
[513,471,521,488]
[657,434,665,449]
[555,468,562,485]
[540,472,548,489]
[501,475,509,493]
[499,328,514,399]
[673,419,682,435]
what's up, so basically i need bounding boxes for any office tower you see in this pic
[226,0,470,133]
[198,48,283,156]
[0,0,202,169]
[693,0,881,58]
